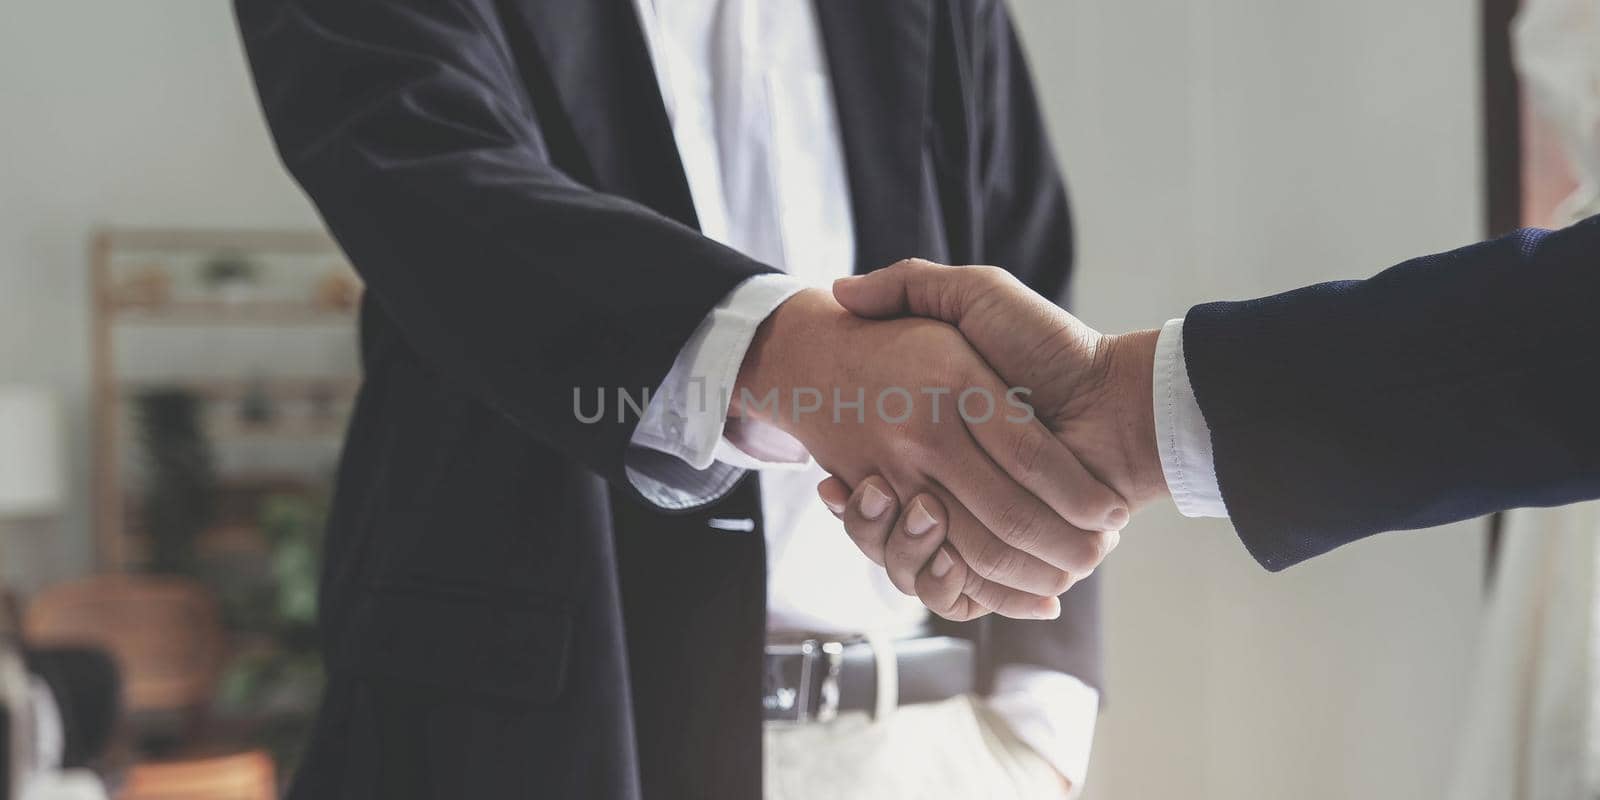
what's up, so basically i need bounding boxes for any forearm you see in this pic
[1183,217,1600,568]
[238,0,776,486]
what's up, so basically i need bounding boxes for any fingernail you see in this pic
[931,549,955,578]
[860,484,892,519]
[1106,507,1130,530]
[822,497,846,514]
[1105,530,1122,554]
[1034,597,1061,620]
[905,499,937,536]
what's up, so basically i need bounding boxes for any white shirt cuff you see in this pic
[1153,318,1227,517]
[985,665,1100,796]
[630,273,810,470]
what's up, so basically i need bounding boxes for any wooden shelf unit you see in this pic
[91,228,361,569]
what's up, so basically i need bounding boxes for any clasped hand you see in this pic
[736,260,1166,621]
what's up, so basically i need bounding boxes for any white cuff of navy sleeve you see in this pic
[1153,318,1228,518]
[630,273,809,470]
[986,665,1099,796]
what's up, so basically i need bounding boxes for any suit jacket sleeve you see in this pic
[1185,215,1600,571]
[234,0,775,496]
[962,0,1102,696]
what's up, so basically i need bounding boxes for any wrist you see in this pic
[732,287,846,435]
[1101,328,1166,507]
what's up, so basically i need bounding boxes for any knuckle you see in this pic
[900,430,941,462]
[1086,531,1115,568]
[960,566,988,598]
[994,501,1045,551]
[893,418,942,454]
[970,536,1025,584]
[1066,533,1110,575]
[1044,566,1074,596]
[916,578,960,618]
[934,598,973,622]
[1071,482,1117,521]
[975,265,1018,289]
[962,577,1004,611]
[964,538,1004,581]
[1010,428,1048,480]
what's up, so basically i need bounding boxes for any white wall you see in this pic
[0,2,321,586]
[1,2,1490,797]
[1008,1,1488,798]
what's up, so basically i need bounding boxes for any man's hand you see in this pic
[736,288,1127,620]
[815,261,1167,595]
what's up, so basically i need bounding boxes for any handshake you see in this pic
[731,259,1168,622]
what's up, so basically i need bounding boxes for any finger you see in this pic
[911,545,1060,623]
[964,376,1129,532]
[838,476,899,567]
[927,484,1065,618]
[935,431,1119,581]
[817,475,851,517]
[894,512,1053,623]
[831,258,955,319]
[915,545,989,622]
[832,259,1014,322]
[883,493,949,596]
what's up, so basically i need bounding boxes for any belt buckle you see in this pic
[763,638,845,724]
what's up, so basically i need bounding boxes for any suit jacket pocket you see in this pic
[340,584,573,708]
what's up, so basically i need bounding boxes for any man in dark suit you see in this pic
[819,215,1600,582]
[234,1,1111,797]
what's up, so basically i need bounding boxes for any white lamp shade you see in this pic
[0,386,66,517]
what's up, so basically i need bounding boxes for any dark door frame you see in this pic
[1481,0,1522,579]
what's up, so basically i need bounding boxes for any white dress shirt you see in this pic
[1152,319,1228,517]
[626,0,1098,789]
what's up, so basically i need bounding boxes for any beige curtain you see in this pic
[1450,503,1600,799]
[1449,3,1600,796]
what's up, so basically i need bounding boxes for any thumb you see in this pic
[832,258,971,321]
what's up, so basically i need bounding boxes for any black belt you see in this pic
[761,635,975,723]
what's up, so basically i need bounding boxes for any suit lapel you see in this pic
[815,0,934,274]
[508,0,700,229]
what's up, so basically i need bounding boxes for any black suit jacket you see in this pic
[1185,215,1600,571]
[235,1,1099,798]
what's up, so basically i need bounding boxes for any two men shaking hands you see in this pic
[725,259,1156,623]
[727,208,1600,621]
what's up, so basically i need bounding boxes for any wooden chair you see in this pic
[118,751,277,800]
[26,575,278,796]
[24,574,224,716]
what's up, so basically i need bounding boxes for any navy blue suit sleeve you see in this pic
[234,0,774,487]
[1185,215,1600,570]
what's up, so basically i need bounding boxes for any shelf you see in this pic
[92,228,361,571]
[96,228,341,254]
[110,300,358,326]
[117,378,361,401]
[206,419,351,442]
